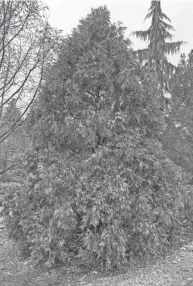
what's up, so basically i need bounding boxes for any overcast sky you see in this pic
[44,0,193,65]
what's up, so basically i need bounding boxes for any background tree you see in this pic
[161,51,193,175]
[132,0,185,98]
[0,0,61,144]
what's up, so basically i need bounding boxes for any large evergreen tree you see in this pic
[132,0,185,96]
[2,6,184,271]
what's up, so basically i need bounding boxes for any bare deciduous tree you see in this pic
[0,0,61,144]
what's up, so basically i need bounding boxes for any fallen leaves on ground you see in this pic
[1,226,193,286]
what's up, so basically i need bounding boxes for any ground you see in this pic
[1,214,193,286]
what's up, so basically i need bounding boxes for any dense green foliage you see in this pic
[161,51,193,173]
[1,6,185,270]
[0,3,191,272]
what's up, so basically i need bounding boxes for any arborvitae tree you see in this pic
[132,0,185,96]
[2,6,184,271]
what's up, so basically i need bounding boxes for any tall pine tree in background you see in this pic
[132,0,185,97]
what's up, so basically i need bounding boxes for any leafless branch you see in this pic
[0,1,61,143]
[0,162,21,176]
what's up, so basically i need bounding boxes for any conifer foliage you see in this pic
[132,0,185,94]
[1,6,184,271]
[161,51,193,173]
